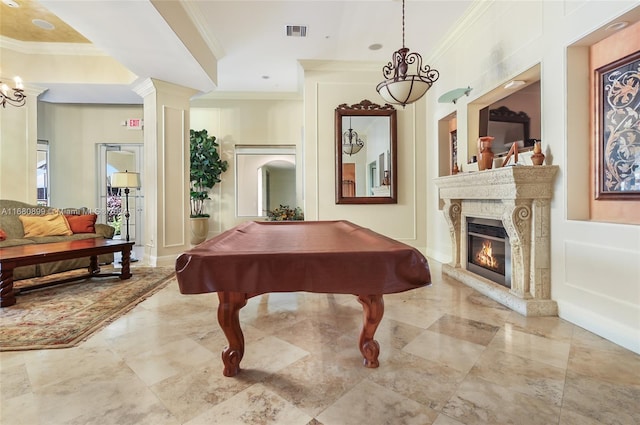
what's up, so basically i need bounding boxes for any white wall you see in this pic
[425,0,640,353]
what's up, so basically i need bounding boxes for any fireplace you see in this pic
[467,217,511,288]
[434,166,559,316]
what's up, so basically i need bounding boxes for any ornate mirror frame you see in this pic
[335,99,397,204]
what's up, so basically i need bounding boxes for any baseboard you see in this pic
[557,300,640,355]
[425,248,451,265]
[144,253,179,268]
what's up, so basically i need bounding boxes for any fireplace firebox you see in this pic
[467,217,511,288]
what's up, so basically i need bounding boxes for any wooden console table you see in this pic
[0,239,134,307]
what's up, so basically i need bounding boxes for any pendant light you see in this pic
[376,0,439,107]
[342,117,364,156]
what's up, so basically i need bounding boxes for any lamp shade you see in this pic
[376,76,433,107]
[111,171,141,189]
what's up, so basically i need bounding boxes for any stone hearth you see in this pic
[434,166,559,316]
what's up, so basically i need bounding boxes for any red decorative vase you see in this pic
[477,136,495,170]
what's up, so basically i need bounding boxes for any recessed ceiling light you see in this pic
[605,21,629,31]
[504,80,525,89]
[32,19,55,30]
[369,43,383,51]
[261,75,270,80]
[2,0,19,8]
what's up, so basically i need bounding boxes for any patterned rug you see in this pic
[0,266,175,351]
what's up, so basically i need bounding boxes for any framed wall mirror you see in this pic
[335,99,397,204]
[235,145,297,217]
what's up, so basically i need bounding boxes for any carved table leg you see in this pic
[88,255,101,274]
[119,247,132,280]
[0,267,17,307]
[218,291,248,377]
[357,294,384,368]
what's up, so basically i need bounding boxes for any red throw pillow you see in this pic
[64,214,97,234]
[0,228,6,241]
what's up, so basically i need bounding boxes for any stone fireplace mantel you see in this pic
[434,166,559,316]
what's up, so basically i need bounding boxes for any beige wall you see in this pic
[37,102,144,209]
[425,0,640,353]
[190,98,304,234]
[302,64,427,251]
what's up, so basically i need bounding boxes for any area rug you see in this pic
[0,266,175,351]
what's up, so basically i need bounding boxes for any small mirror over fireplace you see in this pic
[467,217,511,288]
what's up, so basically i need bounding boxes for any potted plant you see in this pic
[190,129,228,244]
[266,205,304,221]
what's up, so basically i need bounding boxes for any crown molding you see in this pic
[428,0,493,62]
[180,1,225,59]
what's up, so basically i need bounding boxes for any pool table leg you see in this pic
[357,294,384,368]
[217,291,248,377]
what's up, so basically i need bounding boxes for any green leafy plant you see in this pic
[190,129,228,217]
[266,205,304,221]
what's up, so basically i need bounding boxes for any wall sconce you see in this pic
[1,76,26,108]
[438,87,473,104]
[504,80,526,89]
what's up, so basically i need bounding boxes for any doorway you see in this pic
[97,144,144,260]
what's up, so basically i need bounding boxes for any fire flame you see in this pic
[476,240,499,270]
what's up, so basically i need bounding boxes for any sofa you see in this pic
[0,199,116,280]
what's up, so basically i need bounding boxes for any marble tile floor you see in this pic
[1,260,639,425]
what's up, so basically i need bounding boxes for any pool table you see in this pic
[175,220,431,377]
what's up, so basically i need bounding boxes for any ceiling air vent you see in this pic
[286,25,307,37]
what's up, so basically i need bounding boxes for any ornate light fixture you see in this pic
[1,76,26,108]
[342,117,364,156]
[376,0,439,107]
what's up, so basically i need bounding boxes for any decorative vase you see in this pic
[452,163,459,175]
[477,136,495,171]
[531,141,545,166]
[190,217,209,245]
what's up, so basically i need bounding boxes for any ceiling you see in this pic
[1,0,474,104]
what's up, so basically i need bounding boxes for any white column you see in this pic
[133,78,196,266]
[0,86,45,202]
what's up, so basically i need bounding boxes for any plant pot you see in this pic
[190,217,209,245]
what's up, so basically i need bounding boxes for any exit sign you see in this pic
[127,118,143,130]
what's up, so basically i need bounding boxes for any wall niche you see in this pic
[466,64,541,165]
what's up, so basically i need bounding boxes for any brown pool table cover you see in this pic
[175,220,431,297]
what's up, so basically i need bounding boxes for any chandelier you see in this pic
[376,0,439,107]
[342,117,364,156]
[1,77,26,108]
